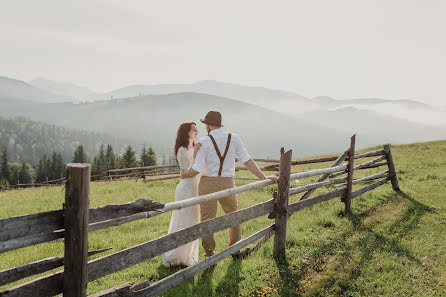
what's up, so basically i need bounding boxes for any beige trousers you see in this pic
[199,176,241,256]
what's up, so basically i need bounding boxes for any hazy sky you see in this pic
[1,0,445,105]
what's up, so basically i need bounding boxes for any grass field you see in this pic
[1,140,446,296]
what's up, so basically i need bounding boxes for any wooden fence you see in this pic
[0,135,400,297]
[1,158,279,190]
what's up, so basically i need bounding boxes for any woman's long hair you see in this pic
[174,122,196,158]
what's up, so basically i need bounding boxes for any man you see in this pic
[181,111,278,258]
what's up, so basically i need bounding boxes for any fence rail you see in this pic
[0,135,400,297]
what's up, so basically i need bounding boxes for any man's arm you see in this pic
[244,159,278,183]
[181,168,200,179]
[181,140,205,179]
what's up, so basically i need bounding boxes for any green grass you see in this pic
[1,140,446,296]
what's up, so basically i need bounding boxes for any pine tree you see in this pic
[121,145,137,168]
[1,146,10,185]
[139,145,156,167]
[52,152,66,179]
[73,144,88,163]
[139,146,147,166]
[97,144,106,170]
[18,161,32,184]
[147,146,156,166]
[35,155,48,183]
[105,144,116,169]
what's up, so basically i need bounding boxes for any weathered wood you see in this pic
[89,199,164,224]
[289,164,347,182]
[0,231,64,253]
[106,164,179,174]
[161,179,275,214]
[0,270,64,297]
[89,226,275,297]
[0,209,64,243]
[88,211,160,232]
[64,163,90,297]
[383,144,400,191]
[330,155,387,178]
[354,149,386,159]
[273,149,292,258]
[343,134,356,213]
[289,177,347,195]
[288,188,347,215]
[299,148,349,200]
[334,171,389,188]
[0,248,111,287]
[86,199,274,283]
[141,175,180,182]
[351,177,391,199]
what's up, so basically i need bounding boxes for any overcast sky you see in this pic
[1,0,445,105]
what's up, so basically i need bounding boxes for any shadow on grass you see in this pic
[155,190,433,296]
[264,190,433,296]
[316,190,433,295]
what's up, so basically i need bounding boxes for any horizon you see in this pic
[1,1,445,106]
[1,74,443,106]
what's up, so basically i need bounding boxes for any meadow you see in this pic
[1,140,446,296]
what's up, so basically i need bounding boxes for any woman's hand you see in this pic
[193,143,202,159]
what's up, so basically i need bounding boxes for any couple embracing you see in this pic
[162,111,278,267]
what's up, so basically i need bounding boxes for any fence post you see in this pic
[383,144,400,191]
[343,134,356,214]
[64,163,90,297]
[273,148,292,258]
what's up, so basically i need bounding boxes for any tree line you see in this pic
[0,143,160,187]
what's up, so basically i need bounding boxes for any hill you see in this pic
[28,78,97,102]
[1,91,445,158]
[1,140,445,296]
[0,76,71,103]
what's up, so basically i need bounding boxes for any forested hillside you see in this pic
[0,116,138,165]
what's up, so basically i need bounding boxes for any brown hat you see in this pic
[200,111,224,127]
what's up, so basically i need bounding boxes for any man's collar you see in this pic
[209,128,223,136]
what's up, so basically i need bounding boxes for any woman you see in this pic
[162,122,201,267]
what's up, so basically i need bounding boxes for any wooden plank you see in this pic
[161,179,275,214]
[289,177,346,195]
[106,164,178,174]
[289,188,347,215]
[0,270,64,297]
[299,148,349,200]
[0,210,64,242]
[0,248,111,287]
[354,149,386,159]
[330,155,387,178]
[88,211,161,232]
[89,199,165,224]
[141,175,180,182]
[289,164,347,182]
[64,163,90,297]
[334,171,389,188]
[273,149,292,258]
[89,226,275,297]
[351,177,391,199]
[0,231,64,254]
[383,144,400,191]
[343,134,356,213]
[87,199,274,283]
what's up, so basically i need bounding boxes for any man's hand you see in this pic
[193,143,202,159]
[181,169,200,179]
[266,175,279,183]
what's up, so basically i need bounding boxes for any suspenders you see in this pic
[208,133,232,176]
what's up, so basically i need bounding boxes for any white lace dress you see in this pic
[161,146,200,267]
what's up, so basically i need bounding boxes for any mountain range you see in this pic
[1,75,445,159]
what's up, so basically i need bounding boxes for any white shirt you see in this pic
[192,128,251,177]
